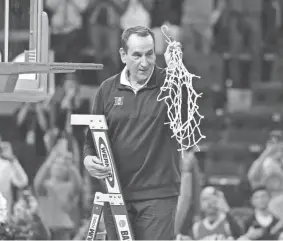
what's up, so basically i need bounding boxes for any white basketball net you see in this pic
[157,26,205,155]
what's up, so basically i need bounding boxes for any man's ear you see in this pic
[119,48,126,64]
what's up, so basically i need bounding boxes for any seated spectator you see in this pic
[0,140,28,216]
[241,186,281,240]
[190,186,242,240]
[34,148,82,240]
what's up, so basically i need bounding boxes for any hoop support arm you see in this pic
[0,62,103,75]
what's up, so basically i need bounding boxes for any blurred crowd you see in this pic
[0,0,283,240]
[2,119,283,240]
[0,72,103,240]
[176,136,283,240]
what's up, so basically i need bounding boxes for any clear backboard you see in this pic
[0,0,50,101]
[0,0,102,102]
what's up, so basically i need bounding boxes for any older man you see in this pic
[83,26,187,240]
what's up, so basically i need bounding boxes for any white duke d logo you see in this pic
[114,97,124,106]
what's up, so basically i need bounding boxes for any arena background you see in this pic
[0,0,283,240]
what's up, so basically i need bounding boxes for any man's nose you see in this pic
[140,55,149,67]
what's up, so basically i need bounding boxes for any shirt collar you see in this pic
[120,66,154,90]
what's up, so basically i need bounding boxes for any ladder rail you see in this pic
[71,114,134,241]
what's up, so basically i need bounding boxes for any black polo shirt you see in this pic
[84,66,182,201]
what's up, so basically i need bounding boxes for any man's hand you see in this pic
[84,155,112,179]
[164,41,182,66]
[0,141,16,161]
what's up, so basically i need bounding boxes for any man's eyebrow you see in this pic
[132,49,154,55]
[132,51,142,55]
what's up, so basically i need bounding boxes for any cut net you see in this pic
[157,27,206,154]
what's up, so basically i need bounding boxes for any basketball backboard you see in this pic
[0,0,49,101]
[0,0,102,102]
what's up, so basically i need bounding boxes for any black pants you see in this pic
[103,196,178,240]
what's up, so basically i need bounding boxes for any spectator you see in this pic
[34,148,83,240]
[212,0,230,53]
[182,0,226,54]
[45,0,89,62]
[0,193,7,225]
[48,73,85,143]
[0,140,28,216]
[247,133,283,236]
[45,130,81,170]
[175,149,202,238]
[241,186,281,240]
[8,189,51,240]
[261,0,282,82]
[121,0,152,29]
[46,73,82,167]
[261,0,281,52]
[0,193,14,240]
[190,186,242,240]
[248,141,283,194]
[86,0,128,83]
[49,73,81,132]
[15,102,49,182]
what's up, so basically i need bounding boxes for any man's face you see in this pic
[200,194,219,216]
[252,190,270,210]
[120,34,156,83]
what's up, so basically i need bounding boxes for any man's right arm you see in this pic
[83,87,105,159]
[83,86,111,180]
